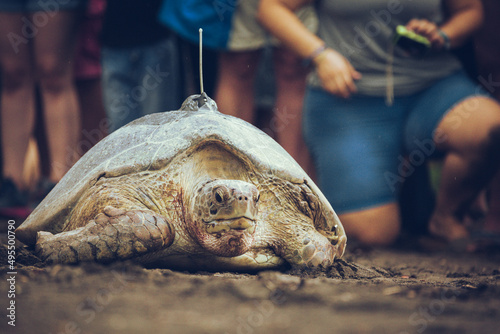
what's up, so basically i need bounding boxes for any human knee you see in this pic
[447,99,500,159]
[36,56,71,93]
[0,62,32,92]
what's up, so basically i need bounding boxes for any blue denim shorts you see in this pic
[0,0,87,12]
[304,70,490,214]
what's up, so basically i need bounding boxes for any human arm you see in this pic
[257,0,361,98]
[406,0,483,50]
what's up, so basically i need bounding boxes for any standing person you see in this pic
[74,0,107,154]
[101,0,181,133]
[158,0,316,173]
[259,0,500,247]
[0,0,86,216]
[215,0,316,173]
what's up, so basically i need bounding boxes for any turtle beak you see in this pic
[206,218,256,234]
[227,217,254,230]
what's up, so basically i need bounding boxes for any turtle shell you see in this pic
[17,94,341,245]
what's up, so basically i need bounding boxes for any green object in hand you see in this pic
[393,25,431,57]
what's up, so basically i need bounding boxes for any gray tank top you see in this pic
[308,0,463,96]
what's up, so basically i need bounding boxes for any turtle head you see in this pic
[189,179,260,257]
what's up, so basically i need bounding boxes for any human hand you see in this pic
[313,49,362,98]
[405,19,449,50]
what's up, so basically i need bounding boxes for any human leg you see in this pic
[102,40,180,132]
[33,10,82,183]
[272,46,313,173]
[214,50,261,123]
[101,47,140,132]
[73,1,107,153]
[0,13,35,189]
[430,96,500,241]
[141,37,181,115]
[76,78,107,153]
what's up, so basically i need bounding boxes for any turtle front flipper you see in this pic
[35,206,175,264]
[280,229,346,269]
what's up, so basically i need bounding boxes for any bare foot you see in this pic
[428,212,469,242]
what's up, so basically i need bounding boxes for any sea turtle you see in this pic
[16,94,346,271]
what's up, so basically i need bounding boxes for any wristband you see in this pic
[437,29,451,50]
[305,44,327,65]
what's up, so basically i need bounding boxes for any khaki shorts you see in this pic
[227,0,318,51]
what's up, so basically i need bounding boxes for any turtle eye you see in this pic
[214,189,224,203]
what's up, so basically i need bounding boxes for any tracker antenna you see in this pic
[199,28,204,95]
